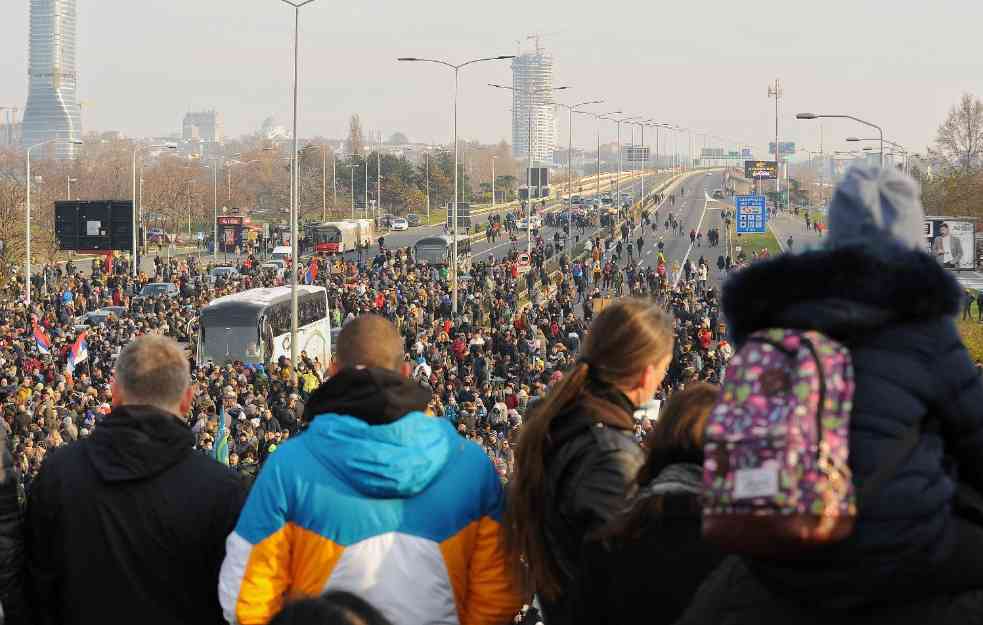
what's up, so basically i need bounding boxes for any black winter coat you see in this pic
[717,245,983,607]
[24,405,247,625]
[579,463,725,625]
[677,556,983,625]
[0,431,27,625]
[539,387,644,625]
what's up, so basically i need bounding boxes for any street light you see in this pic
[797,113,884,167]
[399,54,515,314]
[132,143,176,276]
[577,110,623,198]
[25,138,82,306]
[278,0,318,383]
[846,136,908,173]
[489,83,569,257]
[66,177,78,200]
[556,99,603,255]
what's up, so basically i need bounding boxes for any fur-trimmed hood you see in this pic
[722,245,962,346]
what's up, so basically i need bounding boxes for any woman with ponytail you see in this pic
[504,299,674,624]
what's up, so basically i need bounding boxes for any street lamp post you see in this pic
[66,176,77,200]
[349,162,357,218]
[25,138,82,305]
[797,113,884,167]
[132,143,176,276]
[557,99,603,255]
[491,155,496,210]
[846,136,908,173]
[277,0,318,383]
[425,151,431,223]
[489,83,569,258]
[578,110,623,200]
[399,54,515,314]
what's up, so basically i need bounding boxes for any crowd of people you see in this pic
[0,164,980,624]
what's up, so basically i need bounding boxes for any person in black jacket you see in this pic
[504,299,675,624]
[579,382,724,625]
[679,166,983,623]
[0,429,27,625]
[24,336,247,625]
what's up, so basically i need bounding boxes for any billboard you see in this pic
[768,142,797,156]
[736,195,768,234]
[217,215,244,253]
[623,145,650,163]
[446,202,472,229]
[745,160,779,180]
[55,200,134,252]
[924,217,974,270]
[527,167,550,187]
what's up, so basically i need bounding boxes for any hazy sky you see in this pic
[1,0,979,158]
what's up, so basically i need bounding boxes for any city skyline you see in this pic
[1,1,980,158]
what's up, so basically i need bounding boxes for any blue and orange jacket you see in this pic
[218,369,521,625]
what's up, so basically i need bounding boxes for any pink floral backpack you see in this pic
[702,328,858,556]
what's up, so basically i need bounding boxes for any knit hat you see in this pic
[826,165,924,252]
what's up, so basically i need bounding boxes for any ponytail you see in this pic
[504,361,589,600]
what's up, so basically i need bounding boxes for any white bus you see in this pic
[414,234,472,271]
[197,285,331,368]
[311,219,376,254]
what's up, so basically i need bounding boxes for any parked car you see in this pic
[391,217,409,231]
[259,261,285,281]
[138,282,179,299]
[98,306,128,317]
[406,213,421,227]
[379,214,395,228]
[208,266,241,286]
[73,309,118,330]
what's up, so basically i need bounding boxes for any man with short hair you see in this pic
[25,336,247,625]
[220,314,521,625]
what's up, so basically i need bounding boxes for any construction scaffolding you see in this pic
[511,35,557,167]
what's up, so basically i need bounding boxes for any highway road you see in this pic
[354,170,675,262]
[573,169,729,289]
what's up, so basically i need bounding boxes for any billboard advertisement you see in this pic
[527,167,550,188]
[745,160,779,180]
[623,145,650,163]
[55,200,134,252]
[768,142,797,156]
[736,195,768,234]
[924,217,975,270]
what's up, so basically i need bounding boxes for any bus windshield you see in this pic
[314,227,342,243]
[199,307,262,364]
[415,243,447,265]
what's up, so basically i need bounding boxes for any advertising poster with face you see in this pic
[925,218,975,270]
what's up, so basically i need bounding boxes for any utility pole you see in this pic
[768,78,783,206]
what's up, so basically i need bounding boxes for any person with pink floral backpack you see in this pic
[679,166,983,624]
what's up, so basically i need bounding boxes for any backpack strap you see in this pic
[856,419,938,511]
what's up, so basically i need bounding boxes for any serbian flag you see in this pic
[33,322,52,355]
[67,331,88,373]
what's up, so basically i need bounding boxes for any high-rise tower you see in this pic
[511,39,556,167]
[22,0,82,159]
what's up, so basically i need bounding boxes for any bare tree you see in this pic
[930,93,983,174]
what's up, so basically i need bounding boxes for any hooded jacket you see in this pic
[218,367,521,625]
[701,243,983,610]
[24,405,247,625]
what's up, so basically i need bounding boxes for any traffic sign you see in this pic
[736,195,768,234]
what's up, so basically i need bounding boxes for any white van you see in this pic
[271,245,292,265]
